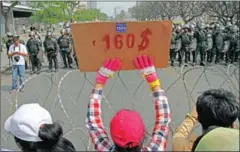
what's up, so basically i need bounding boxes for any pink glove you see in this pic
[95,58,121,84]
[134,55,160,88]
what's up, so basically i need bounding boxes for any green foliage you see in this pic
[73,9,108,21]
[29,2,108,23]
[115,10,127,21]
[29,2,70,24]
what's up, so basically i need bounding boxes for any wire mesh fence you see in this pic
[1,63,239,150]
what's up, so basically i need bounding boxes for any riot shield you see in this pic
[206,38,213,51]
[189,38,197,52]
[37,50,44,62]
[175,39,182,52]
[222,40,230,53]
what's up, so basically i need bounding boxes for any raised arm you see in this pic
[133,55,171,151]
[85,59,121,152]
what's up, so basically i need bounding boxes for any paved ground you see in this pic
[1,55,239,150]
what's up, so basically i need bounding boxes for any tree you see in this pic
[29,2,71,24]
[129,1,206,23]
[0,1,19,32]
[205,1,240,25]
[73,9,108,22]
[115,10,127,21]
[174,1,207,23]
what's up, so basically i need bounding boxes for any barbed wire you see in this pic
[1,63,239,151]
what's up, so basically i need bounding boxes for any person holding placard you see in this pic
[85,55,171,152]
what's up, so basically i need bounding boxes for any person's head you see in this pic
[183,24,189,32]
[7,32,13,40]
[196,89,239,131]
[29,31,35,38]
[30,26,36,31]
[46,30,53,38]
[189,24,195,32]
[175,25,181,33]
[110,109,145,152]
[66,28,71,35]
[192,127,239,152]
[5,103,76,152]
[60,29,66,36]
[13,35,20,46]
[198,22,205,30]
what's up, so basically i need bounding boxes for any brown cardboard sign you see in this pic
[71,21,172,72]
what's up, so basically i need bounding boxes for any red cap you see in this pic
[110,109,145,148]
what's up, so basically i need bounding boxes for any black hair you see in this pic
[14,122,76,152]
[114,133,147,152]
[115,145,141,152]
[196,89,239,130]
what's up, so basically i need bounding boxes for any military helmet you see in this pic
[198,22,205,29]
[46,30,52,36]
[60,29,66,34]
[231,25,238,32]
[183,24,190,29]
[7,32,13,37]
[190,24,195,29]
[210,24,215,29]
[176,25,182,31]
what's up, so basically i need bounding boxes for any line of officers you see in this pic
[170,22,240,67]
[5,28,78,74]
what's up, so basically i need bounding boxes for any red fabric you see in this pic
[110,109,145,148]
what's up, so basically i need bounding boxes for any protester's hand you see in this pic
[190,105,198,118]
[95,58,121,86]
[133,55,160,89]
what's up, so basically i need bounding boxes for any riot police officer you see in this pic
[194,23,207,66]
[66,28,78,68]
[212,24,225,64]
[226,25,239,64]
[43,31,59,72]
[205,24,214,63]
[189,24,197,65]
[170,25,177,66]
[26,32,41,74]
[57,29,73,68]
[178,24,191,66]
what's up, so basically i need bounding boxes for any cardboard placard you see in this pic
[71,21,172,72]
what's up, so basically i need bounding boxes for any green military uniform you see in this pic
[57,35,73,68]
[194,28,207,66]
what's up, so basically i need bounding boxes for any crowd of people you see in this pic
[2,20,239,151]
[5,26,78,93]
[170,22,239,67]
[1,55,239,151]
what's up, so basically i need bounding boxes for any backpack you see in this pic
[45,39,55,51]
[58,36,69,48]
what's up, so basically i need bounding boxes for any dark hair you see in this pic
[114,134,147,152]
[14,122,76,152]
[196,89,239,130]
[115,145,141,152]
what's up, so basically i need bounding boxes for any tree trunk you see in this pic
[3,12,10,33]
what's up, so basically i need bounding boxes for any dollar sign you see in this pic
[138,28,152,51]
